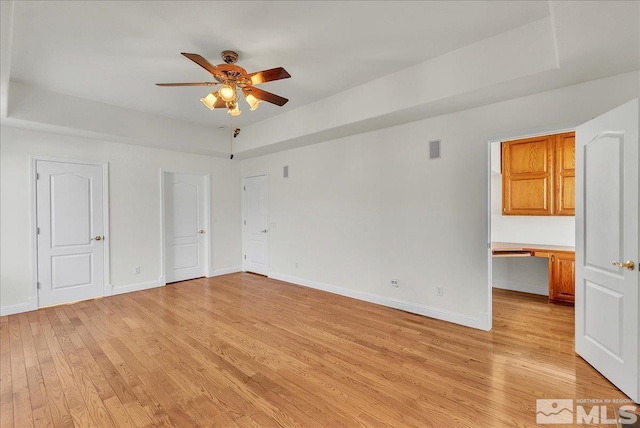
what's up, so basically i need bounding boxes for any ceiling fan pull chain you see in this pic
[229,117,234,160]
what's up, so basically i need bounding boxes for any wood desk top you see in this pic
[492,241,575,254]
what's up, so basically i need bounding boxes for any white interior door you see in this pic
[575,98,639,403]
[164,172,207,283]
[244,175,269,275]
[36,160,105,307]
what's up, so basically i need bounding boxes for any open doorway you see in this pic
[485,99,639,403]
[488,131,576,318]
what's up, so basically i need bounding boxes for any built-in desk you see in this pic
[492,242,576,306]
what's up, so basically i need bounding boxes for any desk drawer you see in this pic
[533,250,552,259]
[492,250,533,258]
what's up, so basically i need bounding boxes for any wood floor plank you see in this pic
[68,306,139,406]
[0,316,15,427]
[0,274,632,427]
[8,315,34,427]
[46,307,115,427]
[17,311,57,428]
[40,308,94,427]
[235,411,282,428]
[37,354,74,428]
[32,311,74,428]
[103,395,136,426]
[58,306,119,405]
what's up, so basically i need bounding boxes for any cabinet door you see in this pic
[502,136,554,215]
[550,252,575,305]
[555,132,575,215]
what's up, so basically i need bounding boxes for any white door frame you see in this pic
[485,125,576,331]
[159,169,211,285]
[30,156,111,305]
[242,173,270,275]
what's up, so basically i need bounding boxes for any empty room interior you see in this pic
[1,1,639,426]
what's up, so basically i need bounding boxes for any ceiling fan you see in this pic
[156,51,291,117]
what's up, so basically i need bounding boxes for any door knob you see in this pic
[612,260,635,271]
[198,230,206,234]
[91,236,103,241]
[261,229,268,233]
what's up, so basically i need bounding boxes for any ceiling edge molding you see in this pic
[0,0,15,119]
[4,81,232,157]
[547,1,561,68]
[237,18,559,155]
[236,70,639,160]
[0,116,232,159]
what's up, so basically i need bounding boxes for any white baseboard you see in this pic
[158,275,166,286]
[111,279,162,296]
[104,283,113,296]
[208,266,243,277]
[2,273,491,331]
[269,272,491,331]
[3,278,165,316]
[1,295,38,316]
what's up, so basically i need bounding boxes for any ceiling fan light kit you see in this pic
[218,84,236,102]
[228,102,241,117]
[200,92,219,110]
[244,92,261,111]
[157,51,291,117]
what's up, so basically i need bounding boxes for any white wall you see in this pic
[1,72,636,326]
[241,72,638,330]
[492,257,549,296]
[0,126,242,314]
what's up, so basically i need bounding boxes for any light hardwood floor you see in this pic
[0,273,628,427]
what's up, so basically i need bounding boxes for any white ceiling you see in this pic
[2,1,638,157]
[7,1,549,128]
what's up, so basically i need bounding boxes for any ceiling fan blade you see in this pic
[181,52,223,78]
[244,86,289,106]
[156,82,219,87]
[247,67,291,85]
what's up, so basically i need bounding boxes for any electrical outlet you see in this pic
[436,286,443,296]
[295,262,299,269]
[134,266,140,275]
[390,279,399,288]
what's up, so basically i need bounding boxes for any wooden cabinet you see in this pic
[502,135,554,215]
[555,132,575,215]
[549,251,575,305]
[502,132,575,216]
